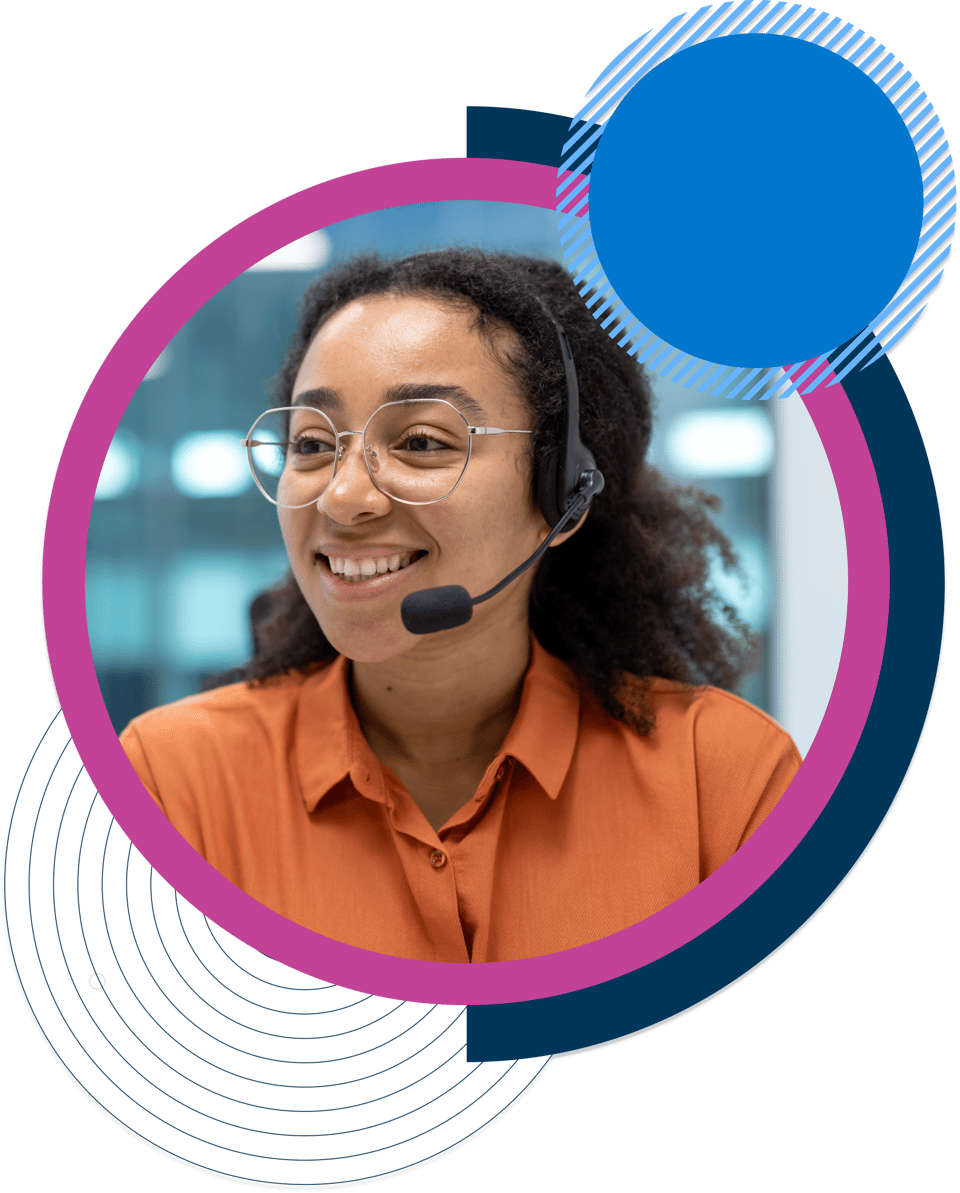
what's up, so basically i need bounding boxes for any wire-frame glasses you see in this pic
[244,399,533,509]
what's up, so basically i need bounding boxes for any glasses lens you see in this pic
[365,400,470,504]
[246,406,338,507]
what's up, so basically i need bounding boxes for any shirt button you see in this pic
[494,765,505,782]
[429,849,446,869]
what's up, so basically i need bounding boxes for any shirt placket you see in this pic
[388,790,471,964]
[377,751,515,964]
[440,755,515,961]
[347,727,470,962]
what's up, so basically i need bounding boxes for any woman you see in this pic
[120,249,800,963]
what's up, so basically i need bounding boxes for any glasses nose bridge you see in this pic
[316,423,390,521]
[328,428,380,501]
[333,428,374,465]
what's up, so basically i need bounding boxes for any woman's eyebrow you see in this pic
[384,383,488,422]
[291,383,488,423]
[292,387,343,414]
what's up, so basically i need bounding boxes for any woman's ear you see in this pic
[539,506,589,549]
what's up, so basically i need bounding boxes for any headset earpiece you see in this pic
[536,445,563,529]
[536,322,604,529]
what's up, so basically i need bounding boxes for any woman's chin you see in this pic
[317,619,417,665]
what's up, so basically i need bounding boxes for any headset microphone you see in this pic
[400,319,605,636]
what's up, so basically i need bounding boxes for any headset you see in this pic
[400,320,605,635]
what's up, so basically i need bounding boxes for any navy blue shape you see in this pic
[466,107,593,173]
[462,223,942,1058]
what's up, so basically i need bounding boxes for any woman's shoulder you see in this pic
[616,672,801,761]
[121,665,331,747]
[610,674,801,859]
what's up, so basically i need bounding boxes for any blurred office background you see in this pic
[86,202,846,755]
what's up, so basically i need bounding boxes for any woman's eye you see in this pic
[291,435,335,459]
[397,430,452,453]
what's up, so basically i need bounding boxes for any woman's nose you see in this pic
[318,435,392,523]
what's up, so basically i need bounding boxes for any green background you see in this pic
[1,4,949,1188]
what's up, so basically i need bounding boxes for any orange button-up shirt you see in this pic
[120,640,800,962]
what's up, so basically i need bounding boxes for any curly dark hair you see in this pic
[215,249,757,733]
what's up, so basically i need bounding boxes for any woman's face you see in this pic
[279,294,550,663]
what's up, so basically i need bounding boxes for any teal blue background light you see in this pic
[588,34,923,365]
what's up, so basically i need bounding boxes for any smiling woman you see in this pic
[118,249,801,963]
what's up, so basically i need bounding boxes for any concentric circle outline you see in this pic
[101,854,467,1092]
[172,900,383,1019]
[146,878,395,1035]
[6,715,551,1182]
[200,917,336,992]
[127,868,441,1058]
[88,811,500,1135]
[83,801,467,1116]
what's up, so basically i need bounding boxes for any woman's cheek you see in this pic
[278,508,308,553]
[278,511,316,590]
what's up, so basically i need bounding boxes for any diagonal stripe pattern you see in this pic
[558,3,954,397]
[5,713,549,1183]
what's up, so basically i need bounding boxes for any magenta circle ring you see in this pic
[45,157,888,1004]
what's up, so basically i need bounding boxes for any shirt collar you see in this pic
[497,637,580,800]
[295,656,386,813]
[294,637,581,814]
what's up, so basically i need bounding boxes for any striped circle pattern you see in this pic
[557,2,954,397]
[5,713,548,1183]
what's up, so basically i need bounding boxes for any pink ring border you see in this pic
[45,158,888,1005]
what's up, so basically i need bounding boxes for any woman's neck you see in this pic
[348,611,531,830]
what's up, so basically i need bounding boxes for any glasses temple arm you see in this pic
[468,427,534,436]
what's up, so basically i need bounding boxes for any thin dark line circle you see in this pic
[3,715,550,1183]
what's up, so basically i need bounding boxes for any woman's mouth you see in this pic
[318,550,427,585]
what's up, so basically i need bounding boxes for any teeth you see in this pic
[326,552,419,581]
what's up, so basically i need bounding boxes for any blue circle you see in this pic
[587,35,923,365]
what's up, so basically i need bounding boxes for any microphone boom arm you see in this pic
[400,471,604,635]
[471,470,603,607]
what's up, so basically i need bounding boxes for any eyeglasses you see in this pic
[243,399,533,509]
